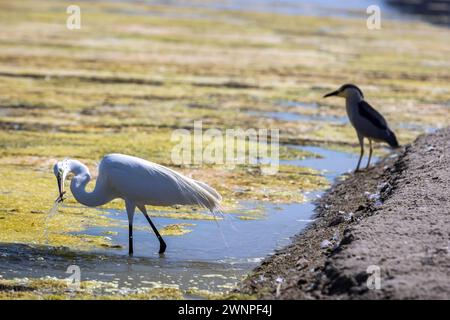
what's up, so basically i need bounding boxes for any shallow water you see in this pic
[0,145,361,296]
[248,99,348,124]
[139,0,409,20]
[248,110,348,124]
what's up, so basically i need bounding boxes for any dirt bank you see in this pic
[237,128,450,299]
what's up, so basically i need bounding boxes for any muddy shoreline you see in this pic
[237,128,450,299]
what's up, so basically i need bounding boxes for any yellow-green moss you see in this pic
[0,278,184,300]
[159,223,195,236]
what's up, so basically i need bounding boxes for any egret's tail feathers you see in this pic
[189,180,222,213]
[174,175,222,213]
[194,180,222,202]
[386,129,400,148]
[153,163,222,213]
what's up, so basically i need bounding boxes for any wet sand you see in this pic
[237,128,450,299]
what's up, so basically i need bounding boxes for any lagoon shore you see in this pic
[238,128,450,299]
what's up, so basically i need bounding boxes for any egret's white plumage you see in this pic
[53,153,221,254]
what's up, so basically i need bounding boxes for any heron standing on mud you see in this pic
[323,84,400,171]
[53,154,222,255]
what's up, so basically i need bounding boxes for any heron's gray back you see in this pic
[346,99,392,142]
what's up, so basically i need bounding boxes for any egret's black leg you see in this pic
[145,214,167,254]
[138,205,167,254]
[125,201,136,256]
[366,139,373,169]
[129,224,133,255]
[356,135,364,172]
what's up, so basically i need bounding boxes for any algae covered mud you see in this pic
[0,0,449,299]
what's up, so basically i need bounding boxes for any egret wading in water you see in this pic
[323,84,400,171]
[53,154,222,255]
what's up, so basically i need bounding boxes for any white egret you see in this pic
[324,84,400,171]
[53,154,222,254]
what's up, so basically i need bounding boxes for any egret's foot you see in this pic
[158,242,167,254]
[55,191,66,203]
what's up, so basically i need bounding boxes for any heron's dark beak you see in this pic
[323,90,339,98]
[56,173,66,203]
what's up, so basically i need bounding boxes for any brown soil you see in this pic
[237,128,450,299]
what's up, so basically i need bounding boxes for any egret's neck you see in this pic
[68,160,113,207]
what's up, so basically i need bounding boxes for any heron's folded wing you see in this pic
[358,100,388,130]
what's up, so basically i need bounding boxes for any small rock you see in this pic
[367,193,380,201]
[296,258,309,270]
[328,216,344,227]
[320,240,333,249]
[332,232,340,242]
[344,212,354,221]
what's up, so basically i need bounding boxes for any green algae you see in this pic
[155,223,195,236]
[0,277,184,300]
[0,276,257,300]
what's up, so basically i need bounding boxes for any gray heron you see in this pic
[324,84,400,171]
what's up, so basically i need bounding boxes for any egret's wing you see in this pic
[358,100,388,130]
[101,154,222,212]
[153,163,222,212]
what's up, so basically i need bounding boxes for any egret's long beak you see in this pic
[323,90,339,98]
[56,172,66,203]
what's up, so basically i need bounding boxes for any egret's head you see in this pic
[323,84,364,99]
[53,159,70,203]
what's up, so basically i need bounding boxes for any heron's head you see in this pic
[53,159,70,203]
[323,84,364,99]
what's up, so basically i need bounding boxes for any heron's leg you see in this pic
[138,205,167,254]
[356,134,364,172]
[366,139,373,169]
[125,201,136,255]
